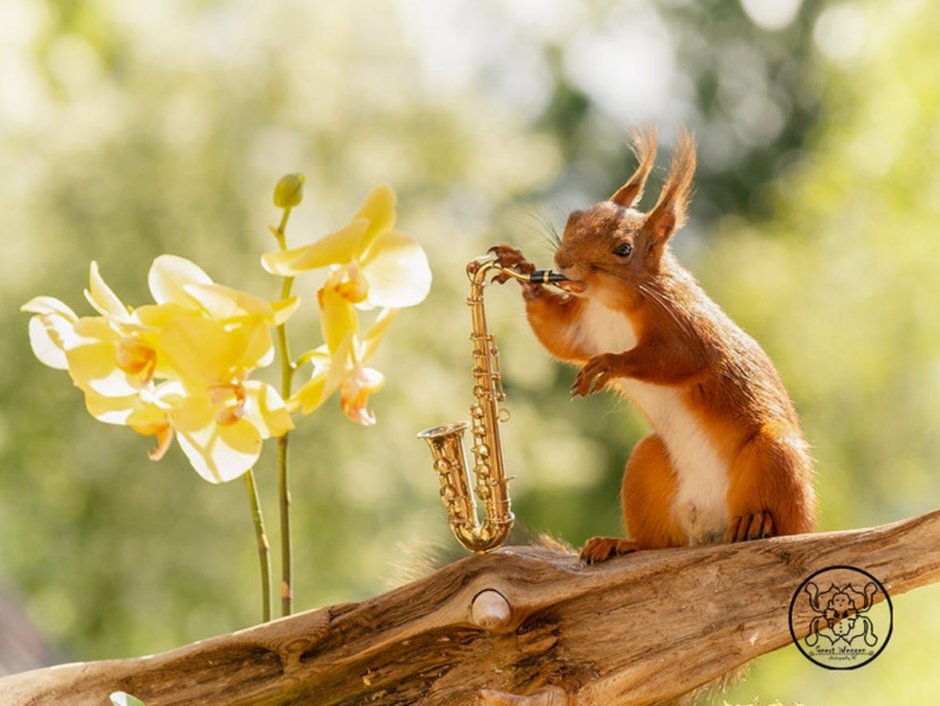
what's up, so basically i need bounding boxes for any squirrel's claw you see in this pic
[571,353,620,397]
[489,243,537,284]
[727,510,775,542]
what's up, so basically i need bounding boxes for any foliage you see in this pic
[0,0,937,703]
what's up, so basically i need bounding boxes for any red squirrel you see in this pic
[492,127,816,564]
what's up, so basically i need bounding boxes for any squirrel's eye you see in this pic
[613,242,633,257]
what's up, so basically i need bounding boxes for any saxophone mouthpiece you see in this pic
[530,269,585,293]
[528,269,569,284]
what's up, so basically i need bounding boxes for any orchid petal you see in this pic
[134,302,195,330]
[343,404,376,426]
[340,366,385,426]
[290,372,329,415]
[84,389,174,460]
[84,388,168,429]
[355,184,397,256]
[182,283,275,322]
[242,381,294,437]
[144,424,174,461]
[21,296,79,321]
[271,296,300,326]
[295,345,331,370]
[84,262,131,322]
[359,230,432,309]
[158,316,248,386]
[323,333,356,399]
[159,384,261,482]
[22,297,81,369]
[260,219,368,275]
[127,399,173,430]
[83,390,140,425]
[290,333,355,415]
[71,316,116,342]
[148,255,213,308]
[66,340,140,397]
[361,308,399,363]
[159,384,214,431]
[242,320,276,370]
[176,421,261,484]
[26,314,73,369]
[318,287,359,353]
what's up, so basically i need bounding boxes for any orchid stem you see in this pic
[243,469,271,623]
[273,207,296,616]
[276,435,292,616]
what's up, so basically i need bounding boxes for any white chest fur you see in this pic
[575,297,638,353]
[574,298,730,544]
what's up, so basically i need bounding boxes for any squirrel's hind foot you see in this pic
[726,510,775,542]
[579,537,638,565]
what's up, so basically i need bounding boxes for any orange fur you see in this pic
[492,127,816,562]
[620,434,686,549]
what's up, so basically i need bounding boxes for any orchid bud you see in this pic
[273,173,305,209]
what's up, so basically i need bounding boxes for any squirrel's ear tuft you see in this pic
[609,127,657,209]
[645,127,696,245]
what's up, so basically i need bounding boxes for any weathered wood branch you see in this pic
[3,509,939,705]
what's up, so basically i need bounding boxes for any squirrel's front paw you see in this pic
[488,243,536,283]
[571,353,621,397]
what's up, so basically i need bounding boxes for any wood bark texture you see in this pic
[2,509,939,706]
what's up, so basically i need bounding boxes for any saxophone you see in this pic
[417,252,569,552]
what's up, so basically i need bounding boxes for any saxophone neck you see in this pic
[467,253,501,286]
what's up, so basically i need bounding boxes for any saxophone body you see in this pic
[418,253,568,553]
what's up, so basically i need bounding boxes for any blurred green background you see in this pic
[1,0,938,703]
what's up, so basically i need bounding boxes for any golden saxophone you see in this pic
[417,253,569,552]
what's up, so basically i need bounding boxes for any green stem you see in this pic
[243,470,271,623]
[276,435,292,615]
[273,207,296,616]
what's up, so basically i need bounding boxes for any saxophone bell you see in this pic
[417,421,504,552]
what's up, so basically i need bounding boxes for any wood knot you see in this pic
[470,589,512,632]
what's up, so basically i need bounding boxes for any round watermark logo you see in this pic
[788,565,893,669]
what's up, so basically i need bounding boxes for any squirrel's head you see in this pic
[555,127,696,306]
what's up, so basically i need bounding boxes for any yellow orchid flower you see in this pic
[148,312,296,482]
[152,379,293,484]
[79,378,293,484]
[260,185,432,310]
[22,257,297,483]
[23,265,165,396]
[24,259,294,399]
[291,288,398,425]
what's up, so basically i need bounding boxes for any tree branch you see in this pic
[3,509,938,705]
